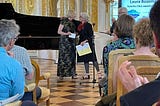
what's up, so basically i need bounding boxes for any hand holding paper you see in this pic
[69,33,76,39]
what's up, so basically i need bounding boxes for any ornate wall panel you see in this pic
[60,0,64,17]
[25,0,34,14]
[42,0,47,16]
[48,0,58,16]
[69,0,75,10]
[91,0,98,31]
[82,0,87,12]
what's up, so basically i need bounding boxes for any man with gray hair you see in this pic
[0,19,25,103]
[118,7,128,17]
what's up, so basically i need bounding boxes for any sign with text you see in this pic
[121,0,156,21]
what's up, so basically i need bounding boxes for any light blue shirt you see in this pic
[10,45,32,76]
[0,47,25,100]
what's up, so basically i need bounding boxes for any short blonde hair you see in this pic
[66,10,75,18]
[80,12,89,22]
[133,18,153,47]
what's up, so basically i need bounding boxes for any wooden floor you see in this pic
[31,50,103,106]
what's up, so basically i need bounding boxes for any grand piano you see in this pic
[0,3,62,50]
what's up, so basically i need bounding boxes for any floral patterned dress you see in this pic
[102,36,135,95]
[57,18,76,77]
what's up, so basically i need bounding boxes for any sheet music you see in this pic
[0,94,20,106]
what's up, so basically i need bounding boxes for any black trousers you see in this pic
[20,87,41,101]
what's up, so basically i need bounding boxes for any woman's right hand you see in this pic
[80,40,88,46]
[67,32,71,35]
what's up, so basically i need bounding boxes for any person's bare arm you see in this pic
[25,70,34,80]
[57,24,71,35]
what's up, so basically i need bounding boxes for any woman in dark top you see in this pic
[77,12,102,80]
[102,14,135,96]
[119,1,160,105]
[57,10,78,79]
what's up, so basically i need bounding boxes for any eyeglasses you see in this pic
[13,36,18,41]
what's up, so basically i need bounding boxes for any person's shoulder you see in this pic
[72,19,81,25]
[61,17,68,22]
[86,22,92,26]
[84,22,92,28]
[13,45,27,51]
[9,55,22,66]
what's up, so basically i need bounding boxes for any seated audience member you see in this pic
[112,18,158,91]
[95,17,156,106]
[132,18,156,56]
[118,7,128,17]
[105,7,127,36]
[1,19,41,103]
[8,45,42,101]
[8,45,33,80]
[118,1,160,105]
[0,19,36,106]
[0,19,24,102]
[106,17,116,35]
[102,14,135,95]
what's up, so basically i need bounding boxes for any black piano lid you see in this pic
[0,3,62,50]
[0,3,80,50]
[0,3,61,36]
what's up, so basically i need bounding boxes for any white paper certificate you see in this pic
[76,42,92,56]
[69,33,76,39]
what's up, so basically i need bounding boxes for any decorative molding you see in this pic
[25,0,34,14]
[91,0,98,31]
[69,0,75,10]
[104,0,114,12]
[60,0,64,17]
[42,0,47,16]
[48,0,58,16]
[82,0,87,12]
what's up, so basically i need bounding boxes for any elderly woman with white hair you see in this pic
[77,12,102,80]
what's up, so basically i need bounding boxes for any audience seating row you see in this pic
[5,59,51,106]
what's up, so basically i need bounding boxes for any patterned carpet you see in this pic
[33,58,103,106]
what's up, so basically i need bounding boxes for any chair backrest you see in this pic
[136,66,160,81]
[116,55,160,106]
[151,47,156,55]
[25,59,40,86]
[108,49,135,95]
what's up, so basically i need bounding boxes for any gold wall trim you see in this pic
[69,0,75,10]
[48,0,58,16]
[91,0,98,31]
[42,0,47,16]
[25,0,34,14]
[82,0,87,12]
[60,0,64,17]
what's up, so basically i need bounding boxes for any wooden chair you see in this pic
[151,47,156,55]
[4,100,21,106]
[25,59,51,106]
[107,49,135,95]
[116,55,160,106]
